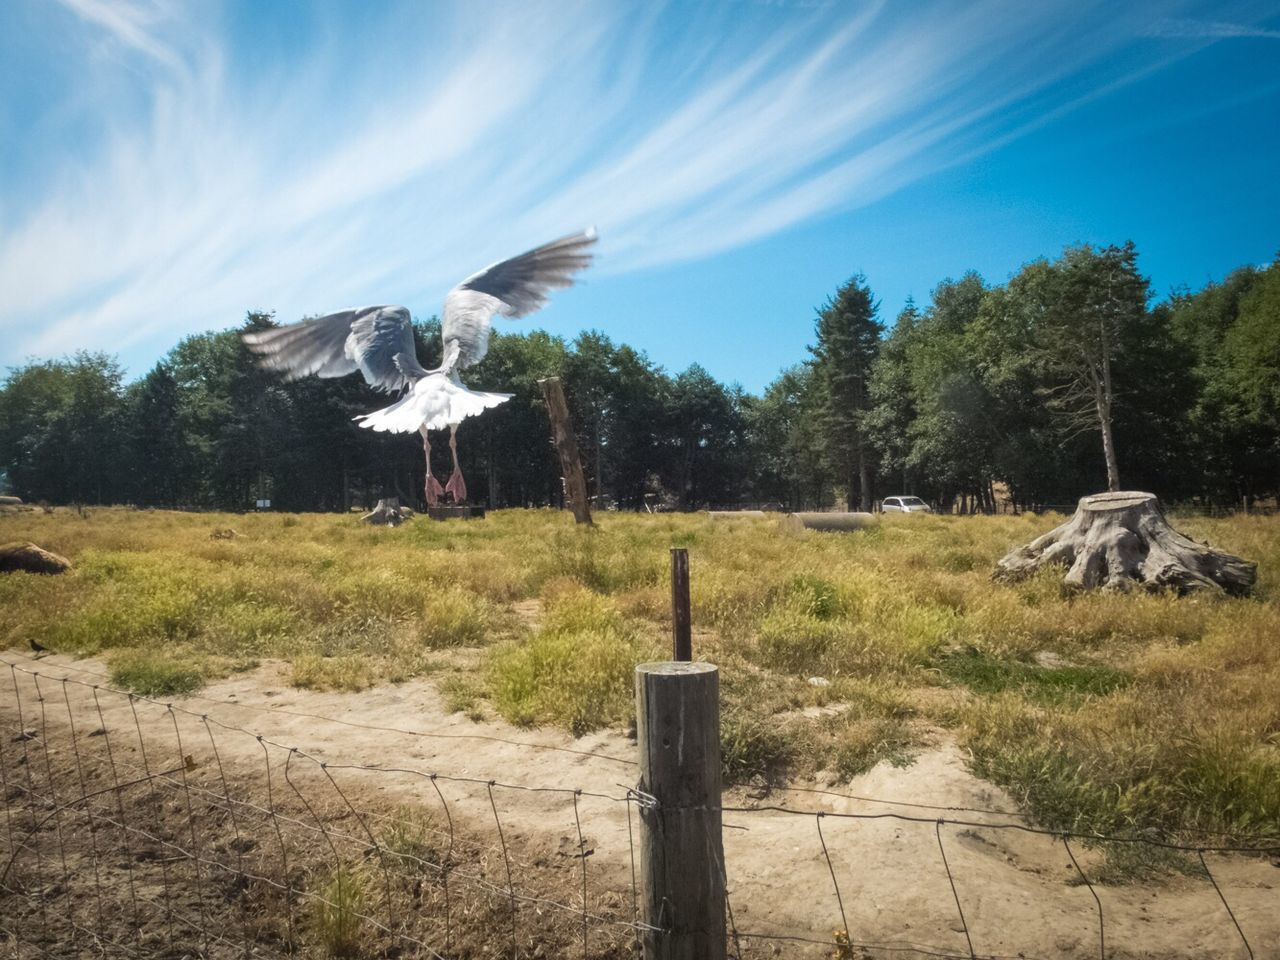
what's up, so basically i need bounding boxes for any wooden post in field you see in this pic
[538,376,593,525]
[670,549,691,662]
[635,661,725,960]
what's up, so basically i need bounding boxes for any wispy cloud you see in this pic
[53,0,186,71]
[1,0,1271,368]
[1145,17,1280,40]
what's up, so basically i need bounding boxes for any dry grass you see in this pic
[3,505,1278,839]
[0,715,636,959]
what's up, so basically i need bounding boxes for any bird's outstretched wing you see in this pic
[242,305,428,393]
[442,228,596,368]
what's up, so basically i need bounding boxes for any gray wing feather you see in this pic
[243,306,419,393]
[442,229,596,368]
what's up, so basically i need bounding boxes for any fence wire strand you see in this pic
[1198,849,1256,960]
[816,812,851,946]
[935,819,976,960]
[1,655,1272,960]
[1062,836,1104,960]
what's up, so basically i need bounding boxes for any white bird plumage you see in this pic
[243,228,597,504]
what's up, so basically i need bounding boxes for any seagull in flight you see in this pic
[244,229,596,506]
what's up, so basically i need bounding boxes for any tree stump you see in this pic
[361,498,408,526]
[994,491,1256,595]
[538,377,593,525]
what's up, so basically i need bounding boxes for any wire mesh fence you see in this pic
[716,801,1274,960]
[0,659,649,959]
[2,654,1278,959]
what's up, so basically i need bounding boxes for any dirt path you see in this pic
[3,651,1277,959]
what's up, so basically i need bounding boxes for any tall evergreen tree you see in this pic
[904,274,997,511]
[865,299,920,496]
[663,365,748,508]
[126,362,190,505]
[1207,260,1280,504]
[1032,242,1148,492]
[745,365,831,509]
[810,275,882,510]
[465,328,567,507]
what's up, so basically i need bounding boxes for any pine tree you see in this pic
[127,362,190,505]
[1032,242,1148,493]
[811,275,882,510]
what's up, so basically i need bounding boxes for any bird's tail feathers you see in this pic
[354,374,510,433]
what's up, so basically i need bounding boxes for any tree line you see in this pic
[1,243,1276,513]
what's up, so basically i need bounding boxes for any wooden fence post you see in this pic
[537,376,593,525]
[635,661,726,960]
[670,549,691,662]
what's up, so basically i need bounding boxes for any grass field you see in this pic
[2,506,1277,845]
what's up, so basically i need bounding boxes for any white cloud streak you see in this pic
[1146,17,1280,39]
[1,0,1269,367]
[53,0,186,70]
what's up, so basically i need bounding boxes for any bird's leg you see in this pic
[444,424,467,504]
[420,426,444,507]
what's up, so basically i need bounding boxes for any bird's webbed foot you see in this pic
[426,472,445,507]
[444,469,467,504]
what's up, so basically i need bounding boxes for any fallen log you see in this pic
[783,512,877,532]
[0,542,72,575]
[994,491,1256,595]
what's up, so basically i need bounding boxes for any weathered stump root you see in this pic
[361,498,411,526]
[994,491,1256,595]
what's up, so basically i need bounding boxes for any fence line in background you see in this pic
[706,502,1278,518]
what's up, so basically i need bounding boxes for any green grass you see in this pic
[378,805,445,878]
[108,649,208,697]
[290,654,376,692]
[3,505,1279,841]
[437,674,488,720]
[487,587,659,735]
[720,706,795,784]
[938,649,1132,705]
[308,866,367,958]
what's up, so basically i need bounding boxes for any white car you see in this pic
[883,496,931,514]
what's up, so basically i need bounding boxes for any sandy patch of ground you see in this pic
[2,650,1276,959]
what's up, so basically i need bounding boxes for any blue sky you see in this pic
[1,1,1277,393]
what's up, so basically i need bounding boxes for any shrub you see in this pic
[416,586,489,648]
[290,655,375,692]
[109,649,204,697]
[488,589,655,735]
